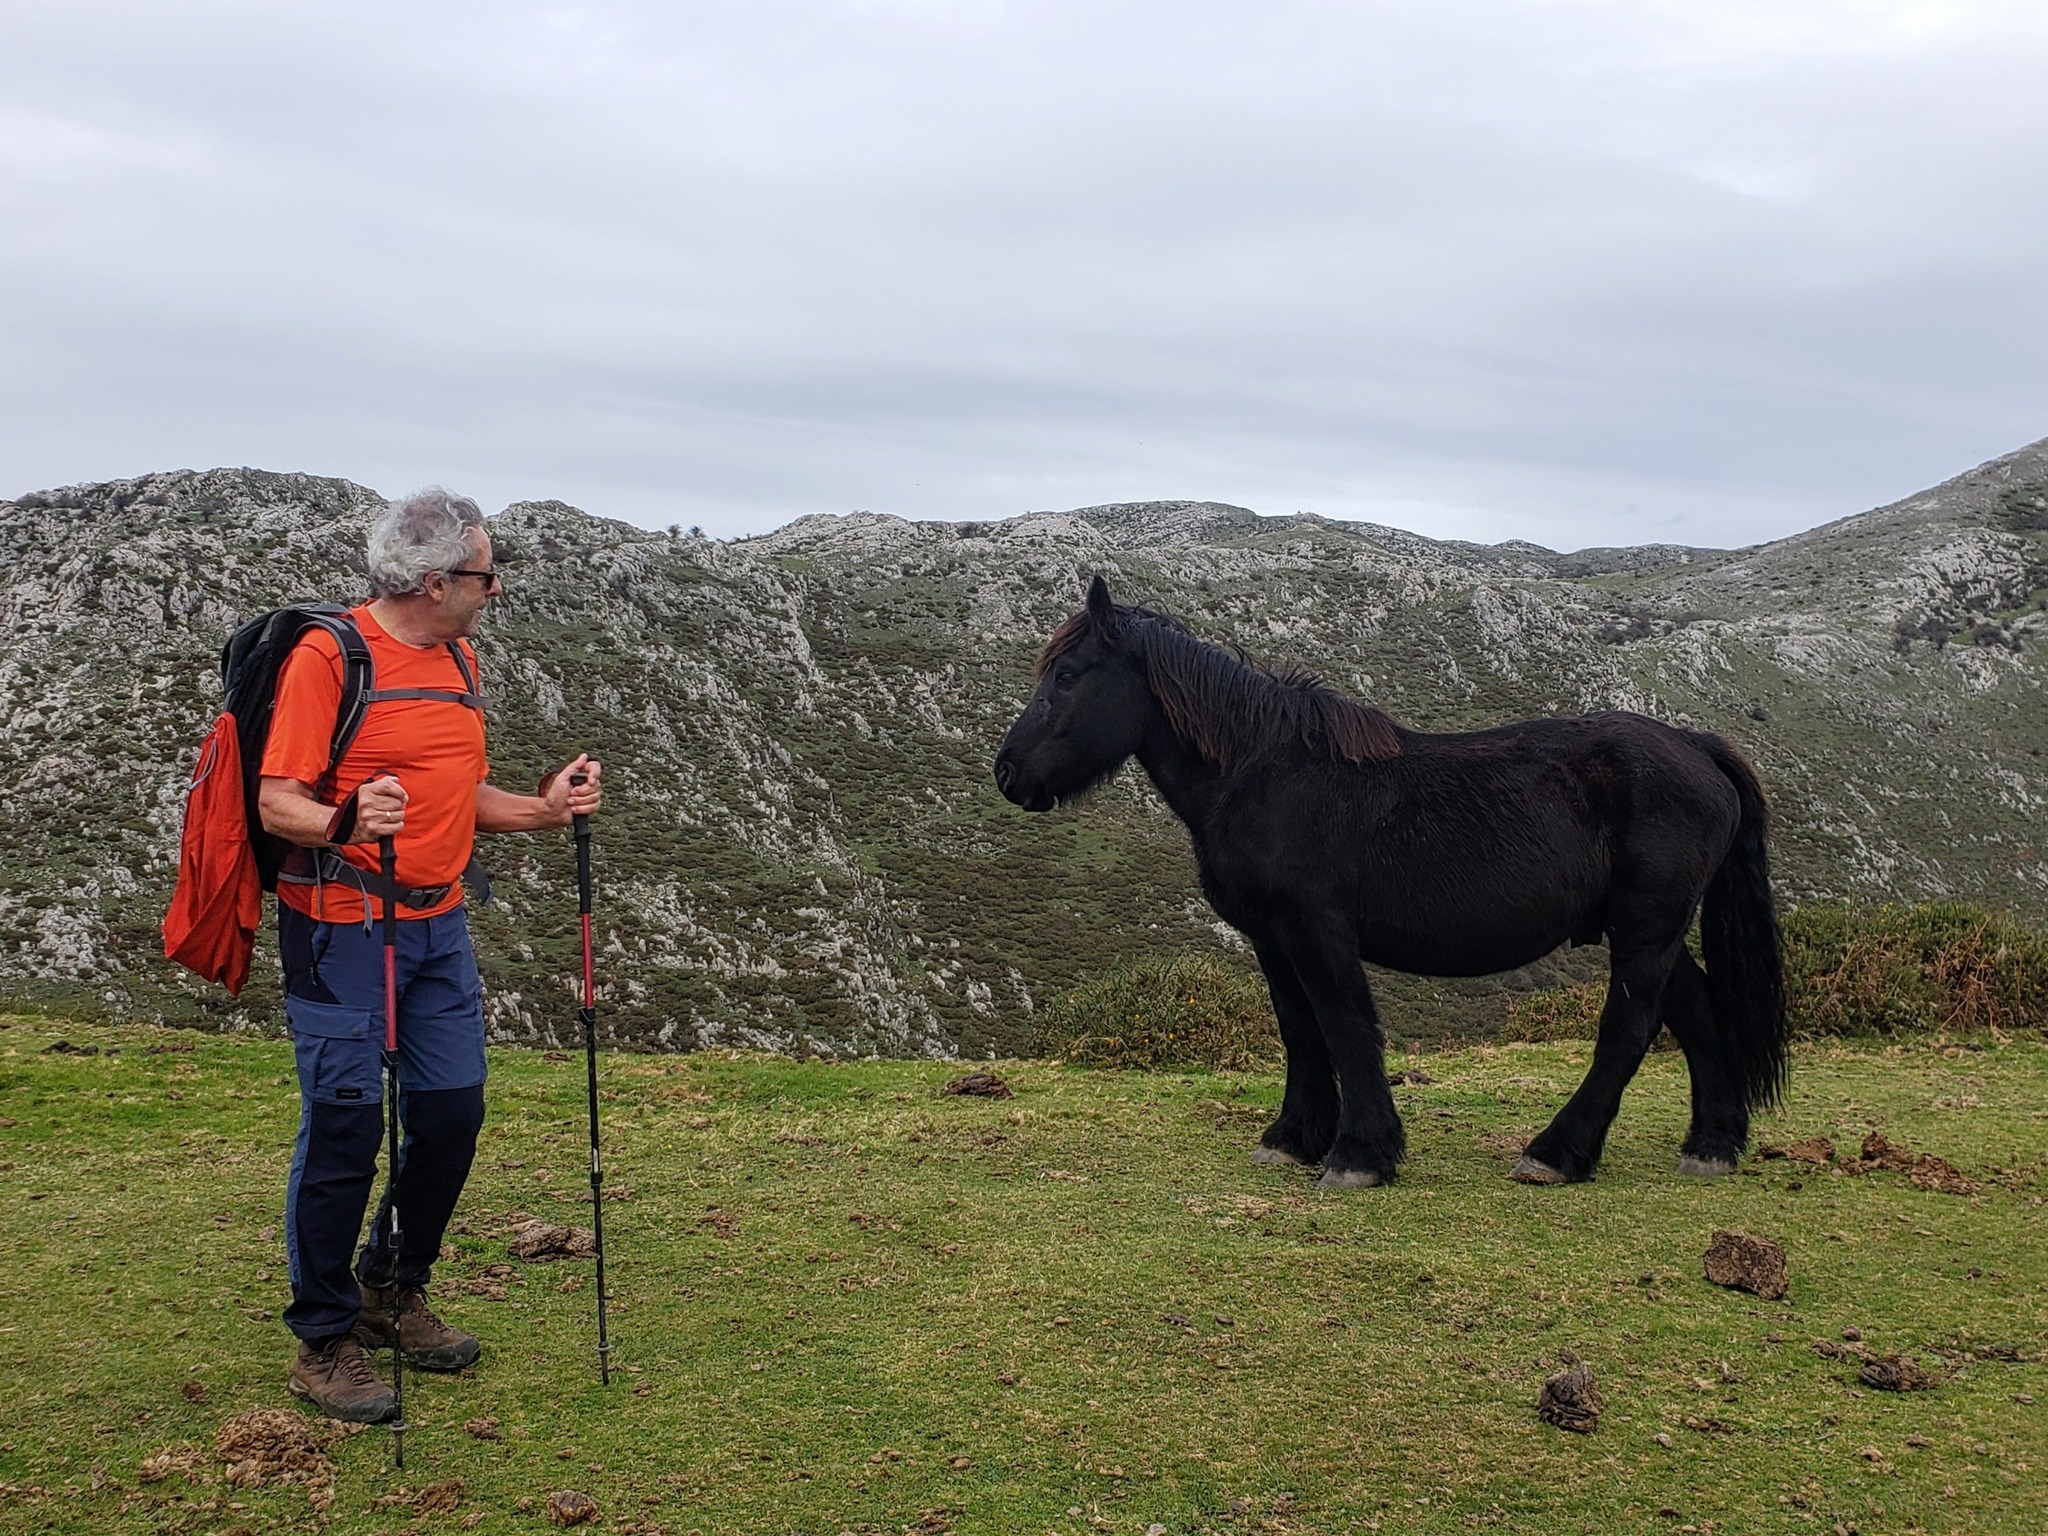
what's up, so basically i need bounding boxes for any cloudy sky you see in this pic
[4,1,2045,548]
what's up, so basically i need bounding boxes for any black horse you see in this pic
[994,577,1787,1188]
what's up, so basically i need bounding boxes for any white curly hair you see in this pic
[366,487,486,597]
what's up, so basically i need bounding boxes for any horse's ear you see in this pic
[1086,575,1115,631]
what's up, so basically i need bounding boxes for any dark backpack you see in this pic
[220,604,379,890]
[165,606,483,994]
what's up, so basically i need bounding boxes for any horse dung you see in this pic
[546,1490,600,1527]
[943,1071,1013,1099]
[1537,1364,1604,1433]
[1703,1229,1788,1300]
[1860,1354,1937,1392]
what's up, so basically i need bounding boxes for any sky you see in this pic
[3,1,2046,550]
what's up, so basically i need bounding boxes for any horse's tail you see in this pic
[1697,735,1789,1111]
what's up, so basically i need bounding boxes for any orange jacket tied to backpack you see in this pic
[163,712,264,995]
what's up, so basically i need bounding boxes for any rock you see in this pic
[1537,1364,1604,1433]
[546,1490,600,1526]
[1703,1229,1788,1300]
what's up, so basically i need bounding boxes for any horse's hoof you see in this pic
[1317,1167,1385,1190]
[1251,1146,1309,1167]
[1676,1155,1737,1178]
[1511,1155,1571,1185]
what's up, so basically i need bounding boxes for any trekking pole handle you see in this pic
[569,771,593,915]
[379,833,399,1053]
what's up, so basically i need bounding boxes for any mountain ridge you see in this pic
[2,440,2042,1055]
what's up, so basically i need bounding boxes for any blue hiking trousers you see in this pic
[279,901,488,1344]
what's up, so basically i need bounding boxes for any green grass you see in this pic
[3,1014,2045,1535]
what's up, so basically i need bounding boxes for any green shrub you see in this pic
[1033,951,1278,1070]
[1785,901,2048,1037]
[1502,902,2048,1042]
[1502,981,1606,1042]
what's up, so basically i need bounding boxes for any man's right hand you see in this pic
[353,776,408,842]
[262,774,410,848]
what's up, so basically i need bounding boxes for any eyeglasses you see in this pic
[444,567,503,591]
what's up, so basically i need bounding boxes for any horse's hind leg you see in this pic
[1247,937,1337,1167]
[1518,939,1681,1184]
[1660,950,1746,1176]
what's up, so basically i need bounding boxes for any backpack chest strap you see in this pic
[363,687,483,708]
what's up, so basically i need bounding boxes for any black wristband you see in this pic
[324,790,361,845]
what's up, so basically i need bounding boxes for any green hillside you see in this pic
[0,441,2043,1054]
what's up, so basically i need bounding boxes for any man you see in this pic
[258,486,603,1421]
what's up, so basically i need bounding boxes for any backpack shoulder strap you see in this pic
[447,639,480,697]
[305,611,375,797]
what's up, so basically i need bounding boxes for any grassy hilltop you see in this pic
[4,1014,2045,1534]
[1,439,2045,1055]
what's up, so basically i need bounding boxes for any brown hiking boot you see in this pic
[356,1282,482,1371]
[288,1334,398,1423]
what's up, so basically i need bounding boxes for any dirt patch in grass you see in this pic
[136,1443,210,1485]
[1476,1128,1531,1159]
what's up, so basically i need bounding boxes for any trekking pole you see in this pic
[379,832,407,1466]
[570,770,612,1385]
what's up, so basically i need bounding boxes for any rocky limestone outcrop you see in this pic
[1,441,2043,1053]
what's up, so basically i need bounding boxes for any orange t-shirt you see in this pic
[260,605,488,924]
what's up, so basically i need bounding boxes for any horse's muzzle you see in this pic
[991,751,1052,812]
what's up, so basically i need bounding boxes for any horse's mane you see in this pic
[1037,603,1402,769]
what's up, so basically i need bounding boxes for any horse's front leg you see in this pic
[1273,915,1404,1188]
[1247,936,1337,1167]
[1517,937,1683,1184]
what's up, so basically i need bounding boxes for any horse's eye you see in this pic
[1052,667,1078,688]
